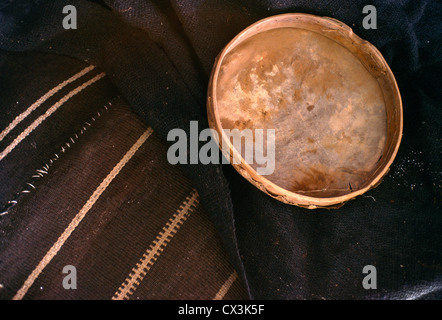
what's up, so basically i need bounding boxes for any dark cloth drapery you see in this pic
[1,0,441,299]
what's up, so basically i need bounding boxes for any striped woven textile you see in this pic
[0,51,248,300]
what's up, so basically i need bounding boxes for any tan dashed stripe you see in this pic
[112,190,200,300]
[213,271,238,300]
[12,128,153,300]
[0,72,105,161]
[0,65,95,142]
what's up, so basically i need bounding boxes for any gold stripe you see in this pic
[0,65,95,142]
[213,271,238,300]
[0,72,105,161]
[112,190,199,300]
[12,128,153,300]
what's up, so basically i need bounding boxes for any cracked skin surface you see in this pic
[216,27,387,197]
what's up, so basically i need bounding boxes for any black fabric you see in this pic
[0,0,441,299]
[0,53,249,299]
[0,52,115,208]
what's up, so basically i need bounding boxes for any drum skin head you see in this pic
[207,14,403,209]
